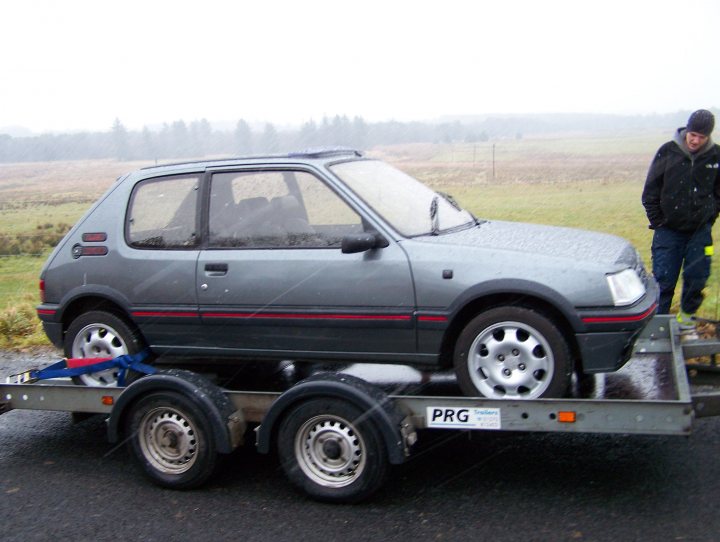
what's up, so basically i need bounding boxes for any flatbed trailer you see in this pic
[2,315,720,503]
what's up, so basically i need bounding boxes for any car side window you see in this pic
[126,175,200,249]
[209,170,363,248]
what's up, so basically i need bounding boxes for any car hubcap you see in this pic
[71,323,127,386]
[468,320,554,399]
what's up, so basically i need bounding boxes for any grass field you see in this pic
[373,136,663,259]
[2,134,718,348]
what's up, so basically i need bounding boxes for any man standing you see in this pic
[642,109,720,333]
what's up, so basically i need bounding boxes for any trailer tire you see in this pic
[278,397,388,503]
[125,390,217,489]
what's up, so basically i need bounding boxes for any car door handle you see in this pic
[204,263,229,276]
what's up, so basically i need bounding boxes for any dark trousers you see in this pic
[651,224,713,314]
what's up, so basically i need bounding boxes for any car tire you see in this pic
[64,310,146,387]
[454,306,571,399]
[277,398,389,503]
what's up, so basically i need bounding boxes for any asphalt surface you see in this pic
[1,349,720,542]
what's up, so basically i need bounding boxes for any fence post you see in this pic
[492,143,496,180]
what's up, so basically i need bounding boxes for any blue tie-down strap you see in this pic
[26,348,155,386]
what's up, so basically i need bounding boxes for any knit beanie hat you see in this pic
[687,109,715,136]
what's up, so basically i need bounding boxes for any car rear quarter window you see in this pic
[126,175,200,249]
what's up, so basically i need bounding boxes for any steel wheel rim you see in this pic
[294,414,366,488]
[71,323,127,386]
[138,406,198,475]
[468,320,554,399]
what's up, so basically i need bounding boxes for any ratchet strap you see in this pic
[7,348,155,385]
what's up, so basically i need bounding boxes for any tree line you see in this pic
[0,111,700,163]
[0,116,490,163]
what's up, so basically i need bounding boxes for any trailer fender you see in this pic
[107,369,244,454]
[255,372,411,465]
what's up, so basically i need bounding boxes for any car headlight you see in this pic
[606,269,645,306]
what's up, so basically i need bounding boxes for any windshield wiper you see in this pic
[438,191,461,210]
[430,196,439,235]
[438,192,485,228]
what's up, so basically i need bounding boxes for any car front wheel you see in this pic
[453,306,571,399]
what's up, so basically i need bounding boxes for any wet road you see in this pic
[1,350,720,541]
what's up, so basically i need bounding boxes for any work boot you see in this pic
[677,311,699,341]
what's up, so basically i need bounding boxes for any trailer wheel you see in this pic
[454,306,571,399]
[278,398,388,503]
[125,391,217,489]
[64,310,146,387]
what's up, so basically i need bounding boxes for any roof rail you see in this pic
[287,147,363,159]
[139,148,363,170]
[140,157,237,170]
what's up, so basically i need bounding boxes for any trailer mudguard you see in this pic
[255,372,410,464]
[106,369,243,454]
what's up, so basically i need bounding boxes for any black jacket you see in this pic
[642,129,720,232]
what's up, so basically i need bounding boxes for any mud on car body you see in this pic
[37,149,658,398]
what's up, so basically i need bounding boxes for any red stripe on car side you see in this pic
[130,311,412,321]
[417,315,448,322]
[132,311,199,318]
[581,304,657,324]
[201,312,412,321]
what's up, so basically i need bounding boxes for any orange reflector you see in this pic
[101,396,114,406]
[557,411,576,423]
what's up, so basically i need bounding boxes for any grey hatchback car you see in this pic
[37,149,658,398]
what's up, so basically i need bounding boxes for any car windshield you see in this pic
[329,160,475,237]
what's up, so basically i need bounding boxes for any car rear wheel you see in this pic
[64,310,145,387]
[454,306,571,399]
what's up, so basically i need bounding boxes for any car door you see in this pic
[196,167,417,362]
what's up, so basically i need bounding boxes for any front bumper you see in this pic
[575,279,659,373]
[576,329,642,373]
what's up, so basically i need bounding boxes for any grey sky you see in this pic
[2,0,718,132]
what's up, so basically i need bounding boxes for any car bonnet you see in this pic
[412,220,637,267]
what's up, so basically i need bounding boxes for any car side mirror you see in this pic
[341,232,388,254]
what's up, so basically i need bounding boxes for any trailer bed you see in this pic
[3,315,720,434]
